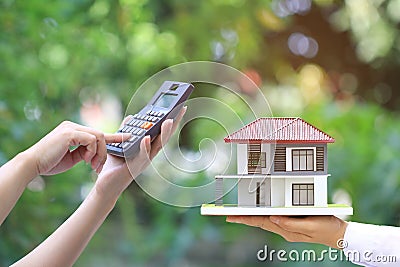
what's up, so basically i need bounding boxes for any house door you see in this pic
[256,181,267,206]
[248,144,266,174]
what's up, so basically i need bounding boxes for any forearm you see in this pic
[12,187,118,267]
[0,150,37,225]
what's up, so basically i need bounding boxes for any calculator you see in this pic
[106,81,194,158]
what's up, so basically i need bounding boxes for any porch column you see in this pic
[215,177,223,206]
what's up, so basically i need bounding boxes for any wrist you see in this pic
[94,165,133,202]
[15,149,39,185]
[93,172,127,205]
[329,219,348,249]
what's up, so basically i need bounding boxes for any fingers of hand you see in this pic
[120,115,133,128]
[125,136,151,178]
[149,119,173,159]
[270,216,315,236]
[70,131,97,163]
[148,106,186,160]
[226,216,312,243]
[91,132,108,172]
[104,133,132,143]
[139,135,151,159]
[161,119,173,142]
[66,122,115,173]
[269,216,316,242]
[171,106,187,134]
[226,216,275,231]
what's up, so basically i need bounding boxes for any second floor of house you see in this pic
[236,143,328,175]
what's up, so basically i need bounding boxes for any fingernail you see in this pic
[96,164,103,174]
[270,216,280,224]
[94,161,101,171]
[145,136,151,150]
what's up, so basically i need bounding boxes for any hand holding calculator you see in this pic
[106,81,194,158]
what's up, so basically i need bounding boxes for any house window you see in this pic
[316,146,324,171]
[292,184,314,206]
[248,144,266,174]
[292,149,314,171]
[274,146,286,172]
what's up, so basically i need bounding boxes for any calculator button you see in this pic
[146,110,151,115]
[127,119,136,126]
[150,111,155,116]
[129,136,138,142]
[141,122,153,130]
[151,117,158,122]
[122,142,131,149]
[144,116,150,121]
[133,114,139,119]
[157,112,164,117]
[137,129,145,135]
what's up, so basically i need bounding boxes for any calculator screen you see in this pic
[153,93,177,108]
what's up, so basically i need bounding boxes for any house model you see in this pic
[201,117,353,215]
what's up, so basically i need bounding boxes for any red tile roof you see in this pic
[224,118,335,144]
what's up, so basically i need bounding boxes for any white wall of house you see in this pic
[238,179,253,206]
[314,176,328,207]
[238,178,271,206]
[237,144,247,174]
[271,178,285,207]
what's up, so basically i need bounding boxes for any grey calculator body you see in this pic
[106,81,194,158]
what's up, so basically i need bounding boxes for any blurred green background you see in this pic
[1,0,400,266]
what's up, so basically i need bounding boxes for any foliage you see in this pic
[1,0,400,266]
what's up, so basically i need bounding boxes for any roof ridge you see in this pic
[224,117,335,143]
[264,117,299,139]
